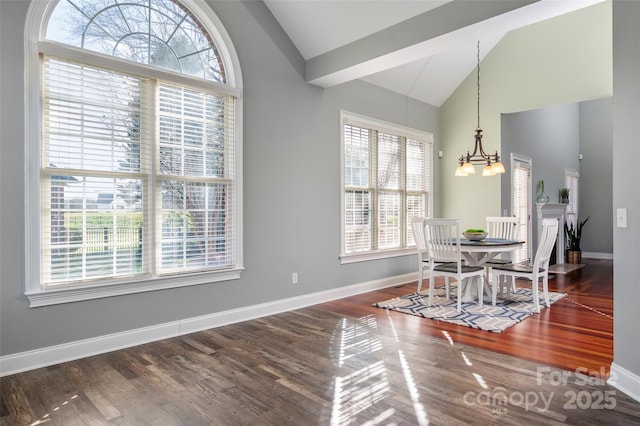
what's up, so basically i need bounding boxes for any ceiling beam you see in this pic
[305,0,538,88]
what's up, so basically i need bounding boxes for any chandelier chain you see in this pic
[477,40,480,129]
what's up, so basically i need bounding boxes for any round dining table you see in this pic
[458,237,524,302]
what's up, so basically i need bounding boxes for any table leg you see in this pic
[461,252,497,302]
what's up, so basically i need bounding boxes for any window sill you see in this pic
[339,248,414,264]
[26,268,244,307]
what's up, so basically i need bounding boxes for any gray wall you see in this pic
[0,1,441,356]
[579,98,613,254]
[500,103,580,248]
[612,0,640,384]
[500,99,613,256]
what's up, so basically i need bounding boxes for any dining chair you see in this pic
[490,218,559,313]
[411,217,450,296]
[485,216,520,293]
[424,218,485,311]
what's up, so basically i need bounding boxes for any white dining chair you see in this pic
[424,218,485,311]
[411,217,450,296]
[490,218,559,313]
[485,216,520,293]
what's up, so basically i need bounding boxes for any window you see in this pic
[565,169,579,226]
[340,111,432,262]
[25,0,242,306]
[511,154,532,263]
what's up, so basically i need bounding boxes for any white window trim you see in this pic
[339,110,433,263]
[24,0,244,307]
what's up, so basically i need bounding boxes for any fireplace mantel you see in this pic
[536,203,568,264]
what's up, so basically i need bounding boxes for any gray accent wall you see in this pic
[579,98,613,255]
[500,103,580,249]
[0,1,440,356]
[500,98,613,256]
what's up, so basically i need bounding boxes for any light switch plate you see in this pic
[616,208,627,228]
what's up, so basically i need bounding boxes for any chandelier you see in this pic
[455,41,505,177]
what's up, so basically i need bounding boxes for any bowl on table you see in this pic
[463,231,488,241]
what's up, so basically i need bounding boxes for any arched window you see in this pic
[25,0,243,306]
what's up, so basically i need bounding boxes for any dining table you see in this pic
[458,237,524,302]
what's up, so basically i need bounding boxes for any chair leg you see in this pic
[428,272,435,306]
[456,277,462,312]
[505,276,513,300]
[532,276,540,313]
[477,277,483,307]
[491,274,498,306]
[542,276,550,308]
[444,277,451,299]
[417,268,423,293]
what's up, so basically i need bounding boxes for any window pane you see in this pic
[407,139,427,191]
[44,59,144,173]
[45,0,227,83]
[345,190,371,253]
[378,192,401,249]
[406,193,427,246]
[161,181,231,271]
[159,85,230,178]
[377,133,400,190]
[45,175,144,285]
[344,125,370,188]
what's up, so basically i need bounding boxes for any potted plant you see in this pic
[564,216,589,264]
[559,188,570,203]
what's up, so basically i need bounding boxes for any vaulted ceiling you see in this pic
[263,0,605,107]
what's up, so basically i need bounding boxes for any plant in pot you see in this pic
[564,216,589,264]
[559,188,570,203]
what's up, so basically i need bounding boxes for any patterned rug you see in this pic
[374,287,566,333]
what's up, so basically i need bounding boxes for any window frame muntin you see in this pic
[339,110,433,264]
[25,0,244,307]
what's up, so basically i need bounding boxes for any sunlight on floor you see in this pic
[31,394,78,425]
[461,351,473,366]
[441,330,454,345]
[329,313,428,426]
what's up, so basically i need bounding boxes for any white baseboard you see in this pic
[0,272,416,377]
[583,252,613,260]
[608,362,640,404]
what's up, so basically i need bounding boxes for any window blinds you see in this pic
[343,119,431,255]
[512,160,532,263]
[41,57,235,287]
[43,58,149,285]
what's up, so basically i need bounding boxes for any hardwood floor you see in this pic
[319,258,616,379]
[2,259,639,425]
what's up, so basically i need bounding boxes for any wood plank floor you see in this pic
[318,258,616,379]
[2,259,639,425]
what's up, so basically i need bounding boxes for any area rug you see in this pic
[374,287,566,333]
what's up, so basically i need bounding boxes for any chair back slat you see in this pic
[424,218,461,264]
[411,217,428,254]
[486,216,519,240]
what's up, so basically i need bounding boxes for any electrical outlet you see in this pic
[292,272,298,284]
